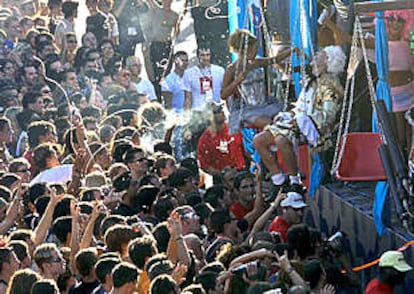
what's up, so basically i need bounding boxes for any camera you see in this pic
[113,172,131,192]
[230,260,260,275]
[322,232,344,255]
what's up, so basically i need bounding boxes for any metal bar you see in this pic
[354,0,414,14]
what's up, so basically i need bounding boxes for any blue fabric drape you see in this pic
[289,0,318,98]
[289,0,321,196]
[252,0,264,56]
[372,7,391,236]
[228,0,252,61]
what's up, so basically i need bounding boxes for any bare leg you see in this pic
[254,130,282,174]
[253,116,273,130]
[274,134,299,175]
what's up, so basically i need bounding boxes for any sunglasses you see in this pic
[291,207,305,212]
[240,184,255,189]
[48,256,63,263]
[183,211,198,219]
[16,168,29,173]
[387,15,406,23]
[131,157,147,163]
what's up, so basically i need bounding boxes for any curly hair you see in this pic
[228,29,257,53]
[322,45,346,75]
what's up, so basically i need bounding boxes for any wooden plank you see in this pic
[354,0,414,14]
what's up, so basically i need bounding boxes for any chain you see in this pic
[356,16,379,120]
[331,16,382,174]
[237,32,250,125]
[330,16,360,174]
[282,62,291,111]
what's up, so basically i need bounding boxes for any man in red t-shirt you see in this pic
[197,103,245,176]
[268,192,307,242]
[230,171,255,220]
[365,250,412,294]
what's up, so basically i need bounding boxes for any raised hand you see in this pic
[91,201,105,221]
[274,250,292,272]
[171,263,188,285]
[70,200,81,221]
[274,190,287,207]
[320,284,336,294]
[167,212,183,238]
[73,148,87,175]
[49,187,65,205]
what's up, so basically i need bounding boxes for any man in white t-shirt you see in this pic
[126,56,157,101]
[182,48,225,111]
[161,51,189,113]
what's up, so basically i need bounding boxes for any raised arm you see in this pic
[242,167,265,226]
[255,47,296,68]
[80,201,101,249]
[166,212,191,266]
[69,200,81,274]
[0,192,23,235]
[245,191,286,244]
[220,63,244,99]
[114,0,128,18]
[323,18,375,48]
[33,188,64,246]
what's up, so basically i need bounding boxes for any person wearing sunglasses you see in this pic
[172,205,201,237]
[33,243,65,281]
[268,192,308,243]
[124,146,149,182]
[384,9,414,158]
[8,158,31,183]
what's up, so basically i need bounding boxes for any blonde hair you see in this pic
[228,29,257,53]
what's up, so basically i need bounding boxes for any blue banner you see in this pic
[372,6,391,236]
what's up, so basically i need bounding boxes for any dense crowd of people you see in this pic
[0,0,412,293]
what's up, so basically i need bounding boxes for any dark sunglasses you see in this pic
[387,15,405,23]
[240,184,255,189]
[48,256,63,263]
[132,157,147,163]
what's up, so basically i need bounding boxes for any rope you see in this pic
[340,240,414,273]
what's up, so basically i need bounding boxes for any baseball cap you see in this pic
[379,251,413,272]
[280,192,308,209]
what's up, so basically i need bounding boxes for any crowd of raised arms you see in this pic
[0,0,412,293]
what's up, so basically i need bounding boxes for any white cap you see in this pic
[280,192,308,209]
